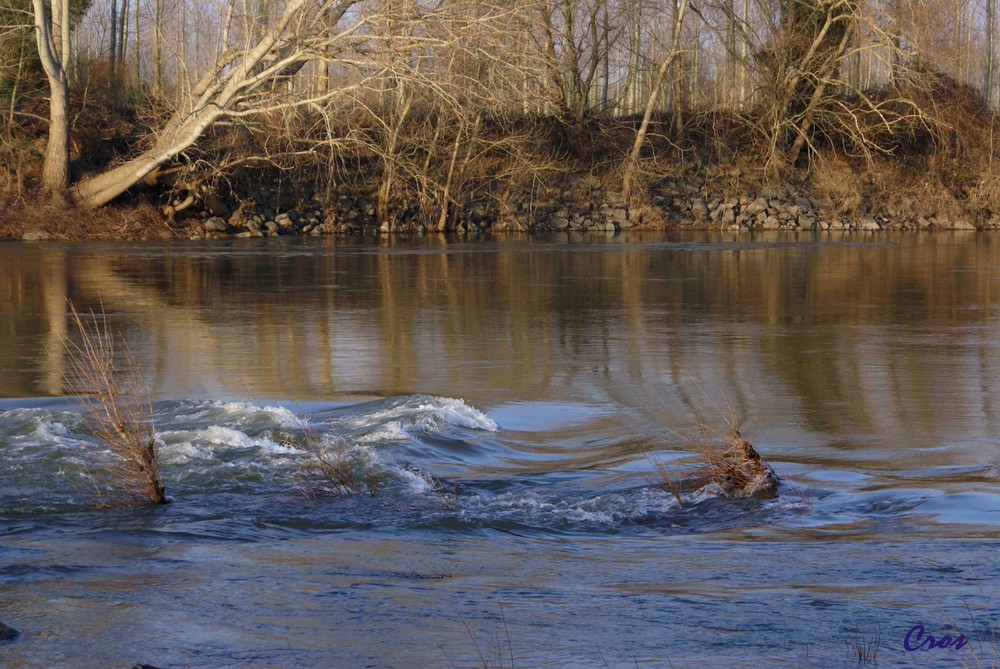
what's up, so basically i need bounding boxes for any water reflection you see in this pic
[3,231,1000,669]
[1,232,998,448]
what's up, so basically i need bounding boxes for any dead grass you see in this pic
[463,603,516,669]
[808,154,864,215]
[0,197,184,241]
[64,303,166,507]
[847,624,881,665]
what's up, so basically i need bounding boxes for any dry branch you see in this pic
[653,427,779,503]
[290,423,384,497]
[64,303,166,507]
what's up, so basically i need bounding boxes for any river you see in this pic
[1,231,998,667]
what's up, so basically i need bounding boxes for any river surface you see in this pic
[1,231,999,668]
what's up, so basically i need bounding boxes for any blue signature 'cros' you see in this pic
[903,624,968,651]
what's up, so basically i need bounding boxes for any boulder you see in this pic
[203,191,231,218]
[0,622,18,642]
[203,217,227,233]
[690,198,708,219]
[745,196,769,217]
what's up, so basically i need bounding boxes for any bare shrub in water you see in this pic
[650,411,779,503]
[65,304,165,507]
[291,424,385,497]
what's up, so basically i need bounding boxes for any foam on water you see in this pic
[450,487,681,528]
[2,395,799,532]
[355,420,409,444]
[343,395,498,434]
[170,400,301,428]
[158,425,300,466]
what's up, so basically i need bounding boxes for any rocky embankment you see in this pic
[45,169,995,242]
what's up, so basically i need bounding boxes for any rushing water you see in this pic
[1,231,999,668]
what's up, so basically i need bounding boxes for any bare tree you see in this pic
[67,0,360,207]
[32,0,72,191]
[987,0,996,105]
[621,0,689,194]
[152,0,161,94]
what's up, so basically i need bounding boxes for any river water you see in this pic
[1,232,998,668]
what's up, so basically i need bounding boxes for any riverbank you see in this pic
[4,164,998,242]
[4,71,1000,241]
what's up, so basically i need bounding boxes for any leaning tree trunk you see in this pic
[72,0,358,208]
[32,0,72,191]
[74,107,224,207]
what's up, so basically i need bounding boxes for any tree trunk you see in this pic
[43,75,71,191]
[73,0,359,208]
[621,0,688,195]
[134,0,140,83]
[32,0,72,191]
[986,0,995,106]
[109,0,117,93]
[75,106,224,207]
[117,0,127,67]
[153,0,162,94]
[787,17,856,164]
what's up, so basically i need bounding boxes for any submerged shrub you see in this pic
[65,304,166,507]
[290,425,385,497]
[652,427,780,503]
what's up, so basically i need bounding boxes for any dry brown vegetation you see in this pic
[5,0,1000,235]
[650,419,780,503]
[847,624,882,665]
[289,424,385,498]
[64,303,166,507]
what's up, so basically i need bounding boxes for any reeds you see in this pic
[65,303,166,507]
[847,624,881,665]
[464,603,516,669]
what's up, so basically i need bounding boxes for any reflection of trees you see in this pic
[0,233,997,445]
[0,248,68,396]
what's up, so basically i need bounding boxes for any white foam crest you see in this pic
[258,441,306,455]
[176,400,301,428]
[158,425,298,460]
[349,396,497,434]
[159,441,214,465]
[0,409,82,440]
[356,421,408,444]
[422,397,498,431]
[33,420,68,439]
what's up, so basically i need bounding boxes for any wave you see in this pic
[337,395,498,434]
[168,400,302,428]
